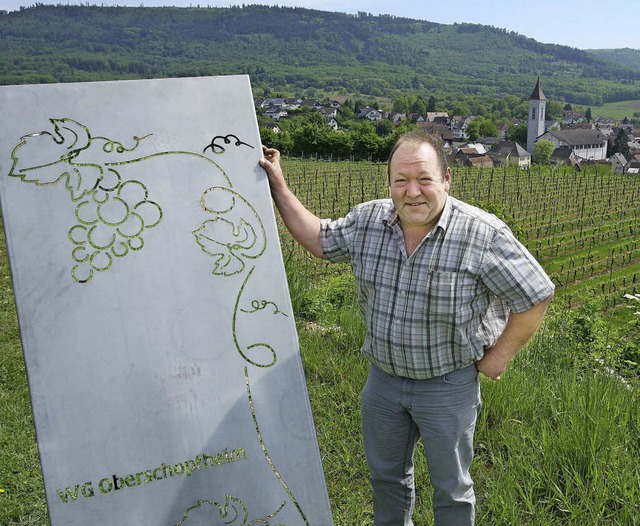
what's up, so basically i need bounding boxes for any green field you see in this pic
[2,161,640,525]
[592,99,640,121]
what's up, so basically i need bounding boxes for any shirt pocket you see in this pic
[425,270,479,324]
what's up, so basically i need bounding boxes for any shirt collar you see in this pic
[435,195,453,232]
[383,195,453,234]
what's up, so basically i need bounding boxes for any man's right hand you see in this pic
[259,146,287,195]
[258,146,325,258]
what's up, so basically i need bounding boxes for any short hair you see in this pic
[387,129,449,182]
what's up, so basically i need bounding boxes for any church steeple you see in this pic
[529,77,546,101]
[527,77,547,154]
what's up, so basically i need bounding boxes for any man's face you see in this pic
[389,142,451,234]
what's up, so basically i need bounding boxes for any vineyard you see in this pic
[279,157,640,311]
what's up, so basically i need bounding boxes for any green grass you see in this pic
[2,199,640,525]
[0,217,48,525]
[591,99,640,121]
[295,272,640,525]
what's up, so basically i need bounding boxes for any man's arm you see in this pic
[475,292,553,380]
[259,146,325,258]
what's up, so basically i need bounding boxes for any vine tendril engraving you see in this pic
[241,300,288,317]
[203,134,255,155]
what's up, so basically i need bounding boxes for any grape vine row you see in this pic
[279,158,640,310]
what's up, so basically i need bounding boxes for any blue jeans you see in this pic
[361,363,481,526]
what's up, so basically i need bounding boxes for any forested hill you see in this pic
[587,48,640,73]
[1,4,640,106]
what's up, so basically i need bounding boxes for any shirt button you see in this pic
[400,290,406,295]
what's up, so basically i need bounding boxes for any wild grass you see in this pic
[286,263,640,526]
[0,217,48,525]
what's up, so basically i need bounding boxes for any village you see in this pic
[255,79,640,174]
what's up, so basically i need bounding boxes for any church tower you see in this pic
[527,78,546,154]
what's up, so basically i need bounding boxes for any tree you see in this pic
[466,118,482,141]
[610,129,630,157]
[466,116,498,141]
[532,139,555,164]
[585,107,592,122]
[410,96,427,115]
[479,119,498,138]
[375,119,394,136]
[291,112,332,155]
[507,123,527,147]
[351,121,382,160]
[546,100,564,120]
[393,96,410,113]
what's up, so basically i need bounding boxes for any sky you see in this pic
[2,0,639,50]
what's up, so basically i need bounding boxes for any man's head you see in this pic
[388,130,451,234]
[387,129,449,182]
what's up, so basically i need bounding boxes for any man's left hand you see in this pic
[475,347,509,381]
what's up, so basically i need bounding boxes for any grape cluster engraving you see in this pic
[8,118,164,283]
[69,171,162,283]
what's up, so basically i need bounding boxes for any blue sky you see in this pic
[3,0,639,50]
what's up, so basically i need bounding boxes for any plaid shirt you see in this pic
[320,196,554,379]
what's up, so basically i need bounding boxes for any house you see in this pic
[450,115,464,127]
[612,152,640,174]
[453,147,480,166]
[462,155,494,168]
[416,123,453,148]
[319,107,338,119]
[550,148,581,167]
[537,129,607,161]
[432,116,448,126]
[418,123,453,143]
[452,145,493,168]
[302,99,322,108]
[627,156,640,174]
[497,123,509,140]
[458,143,488,155]
[476,137,501,150]
[262,122,282,134]
[283,97,303,110]
[388,112,407,124]
[358,107,383,121]
[611,152,629,175]
[451,121,469,140]
[426,111,449,122]
[261,97,286,109]
[449,116,468,139]
[321,99,342,108]
[562,111,585,126]
[324,117,339,131]
[596,125,617,139]
[594,116,616,127]
[545,120,562,131]
[487,141,531,169]
[265,108,288,121]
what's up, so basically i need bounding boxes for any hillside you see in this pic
[587,48,640,73]
[1,4,640,106]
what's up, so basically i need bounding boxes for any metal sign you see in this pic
[0,76,333,525]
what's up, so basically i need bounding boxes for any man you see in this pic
[259,129,554,525]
